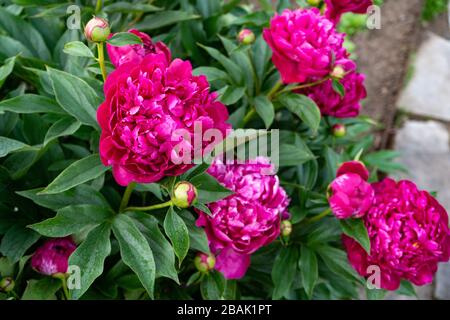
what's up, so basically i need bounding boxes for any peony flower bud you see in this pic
[331,65,346,79]
[237,29,255,45]
[280,220,292,237]
[332,123,346,137]
[0,277,15,293]
[31,238,76,276]
[307,0,322,6]
[84,17,110,42]
[171,181,198,208]
[194,252,216,273]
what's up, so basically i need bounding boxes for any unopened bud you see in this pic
[331,65,346,79]
[332,124,346,138]
[194,253,216,273]
[281,220,292,237]
[307,0,322,7]
[0,277,15,293]
[237,29,255,45]
[84,17,110,42]
[171,181,198,208]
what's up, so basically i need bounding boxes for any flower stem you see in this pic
[126,200,173,212]
[95,0,102,13]
[119,182,136,212]
[305,208,331,225]
[267,80,283,100]
[60,276,70,300]
[275,76,331,97]
[96,42,107,81]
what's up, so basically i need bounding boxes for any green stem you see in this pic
[119,182,136,212]
[242,108,256,126]
[275,76,331,97]
[95,0,102,13]
[267,80,283,100]
[60,276,70,300]
[126,200,173,212]
[305,208,331,225]
[97,42,107,82]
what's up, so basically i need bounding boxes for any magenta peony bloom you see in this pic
[31,238,76,276]
[263,8,346,84]
[97,52,230,186]
[329,161,373,219]
[106,29,171,68]
[299,59,367,118]
[343,178,450,290]
[336,160,369,181]
[196,157,290,279]
[325,0,373,23]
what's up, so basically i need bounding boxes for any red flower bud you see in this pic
[237,29,255,45]
[84,17,110,42]
[171,181,198,208]
[194,253,216,273]
[332,123,346,137]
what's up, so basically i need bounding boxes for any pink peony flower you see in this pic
[329,161,374,219]
[31,238,76,276]
[106,29,171,68]
[299,59,367,118]
[196,157,290,279]
[325,0,373,23]
[343,178,450,290]
[263,8,346,84]
[336,160,369,181]
[97,53,230,186]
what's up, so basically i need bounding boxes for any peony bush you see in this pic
[0,0,448,300]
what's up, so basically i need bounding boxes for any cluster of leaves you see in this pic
[0,0,412,300]
[422,0,449,21]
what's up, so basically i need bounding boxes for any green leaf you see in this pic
[128,212,178,283]
[63,41,94,58]
[180,210,210,253]
[277,93,321,132]
[17,185,109,210]
[0,225,40,263]
[164,207,189,266]
[278,143,315,167]
[253,35,272,85]
[193,202,212,216]
[201,272,225,300]
[198,44,243,85]
[272,246,299,299]
[22,278,61,300]
[107,32,143,46]
[316,246,362,283]
[190,172,233,204]
[47,67,100,129]
[193,67,230,82]
[29,204,113,237]
[69,222,111,300]
[363,151,407,174]
[254,95,275,128]
[366,287,387,300]
[40,154,109,194]
[396,280,417,297]
[0,136,28,158]
[0,7,51,61]
[332,79,345,97]
[300,246,318,299]
[103,2,161,13]
[218,86,246,105]
[340,219,371,254]
[135,11,200,30]
[0,56,15,89]
[0,94,65,115]
[44,117,81,146]
[112,214,156,299]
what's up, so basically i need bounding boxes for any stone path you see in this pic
[393,31,450,300]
